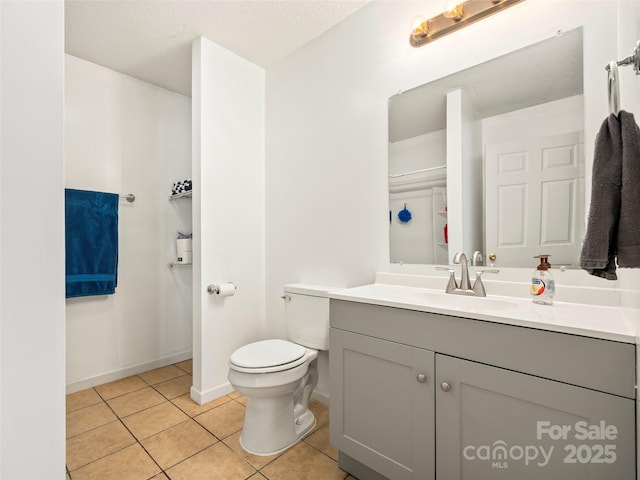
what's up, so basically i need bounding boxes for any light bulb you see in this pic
[443,1,464,21]
[410,15,429,40]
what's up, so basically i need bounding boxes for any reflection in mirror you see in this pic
[388,28,584,268]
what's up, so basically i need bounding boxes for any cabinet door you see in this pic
[330,329,435,480]
[436,354,635,480]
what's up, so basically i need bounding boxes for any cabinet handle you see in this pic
[440,382,452,392]
[416,374,427,383]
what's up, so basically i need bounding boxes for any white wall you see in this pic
[615,1,640,476]
[389,130,446,175]
[390,189,436,264]
[265,0,621,398]
[191,37,265,404]
[389,130,446,265]
[482,95,584,145]
[0,0,65,477]
[616,0,640,313]
[65,55,192,392]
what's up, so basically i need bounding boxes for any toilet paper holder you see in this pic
[207,283,236,295]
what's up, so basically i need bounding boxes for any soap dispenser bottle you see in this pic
[531,255,555,305]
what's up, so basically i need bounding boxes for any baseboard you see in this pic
[66,350,193,394]
[311,389,330,406]
[190,382,235,405]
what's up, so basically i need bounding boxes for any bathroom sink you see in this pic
[329,281,637,343]
[405,290,519,313]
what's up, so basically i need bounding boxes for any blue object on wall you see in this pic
[65,188,119,298]
[398,203,412,223]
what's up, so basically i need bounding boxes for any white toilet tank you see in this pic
[284,284,336,350]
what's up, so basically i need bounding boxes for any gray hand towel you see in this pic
[580,111,640,280]
[617,110,640,267]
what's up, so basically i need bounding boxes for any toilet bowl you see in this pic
[229,339,319,455]
[227,284,334,456]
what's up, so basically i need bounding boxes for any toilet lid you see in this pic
[230,339,306,369]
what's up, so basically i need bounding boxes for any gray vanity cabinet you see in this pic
[436,354,635,480]
[329,299,636,480]
[330,329,435,480]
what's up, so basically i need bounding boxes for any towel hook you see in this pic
[607,61,620,116]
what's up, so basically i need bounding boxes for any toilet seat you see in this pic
[229,339,309,374]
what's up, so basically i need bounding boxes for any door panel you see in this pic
[485,132,582,266]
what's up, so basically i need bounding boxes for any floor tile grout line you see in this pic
[66,422,110,441]
[110,386,237,471]
[138,364,192,387]
[111,397,171,422]
[149,377,193,402]
[68,393,160,475]
[158,436,234,476]
[103,396,166,476]
[69,421,340,479]
[68,361,349,480]
[67,432,138,473]
[66,395,120,440]
[68,363,205,478]
[66,417,129,443]
[217,441,259,477]
[65,390,104,414]
[107,379,193,421]
[302,437,337,463]
[168,397,232,418]
[142,373,191,389]
[219,435,284,473]
[93,377,150,402]
[69,415,218,478]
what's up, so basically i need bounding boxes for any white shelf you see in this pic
[168,191,192,200]
[168,262,192,268]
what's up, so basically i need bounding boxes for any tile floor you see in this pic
[66,359,358,480]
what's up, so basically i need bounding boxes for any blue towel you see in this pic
[65,189,119,298]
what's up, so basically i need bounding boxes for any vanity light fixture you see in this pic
[410,0,525,47]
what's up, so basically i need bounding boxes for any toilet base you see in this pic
[239,395,316,456]
[237,359,319,456]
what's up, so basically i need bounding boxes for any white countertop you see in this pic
[329,283,638,343]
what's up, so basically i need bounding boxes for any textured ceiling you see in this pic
[65,0,370,97]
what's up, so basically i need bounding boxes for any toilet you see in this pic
[228,284,334,456]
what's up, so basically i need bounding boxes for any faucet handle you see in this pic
[472,269,499,297]
[435,267,458,293]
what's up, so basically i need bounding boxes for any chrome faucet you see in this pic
[471,251,484,266]
[454,252,472,291]
[436,252,499,297]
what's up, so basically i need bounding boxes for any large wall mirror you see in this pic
[389,28,584,268]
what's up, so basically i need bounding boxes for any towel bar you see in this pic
[605,40,640,75]
[607,62,620,116]
[605,40,640,116]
